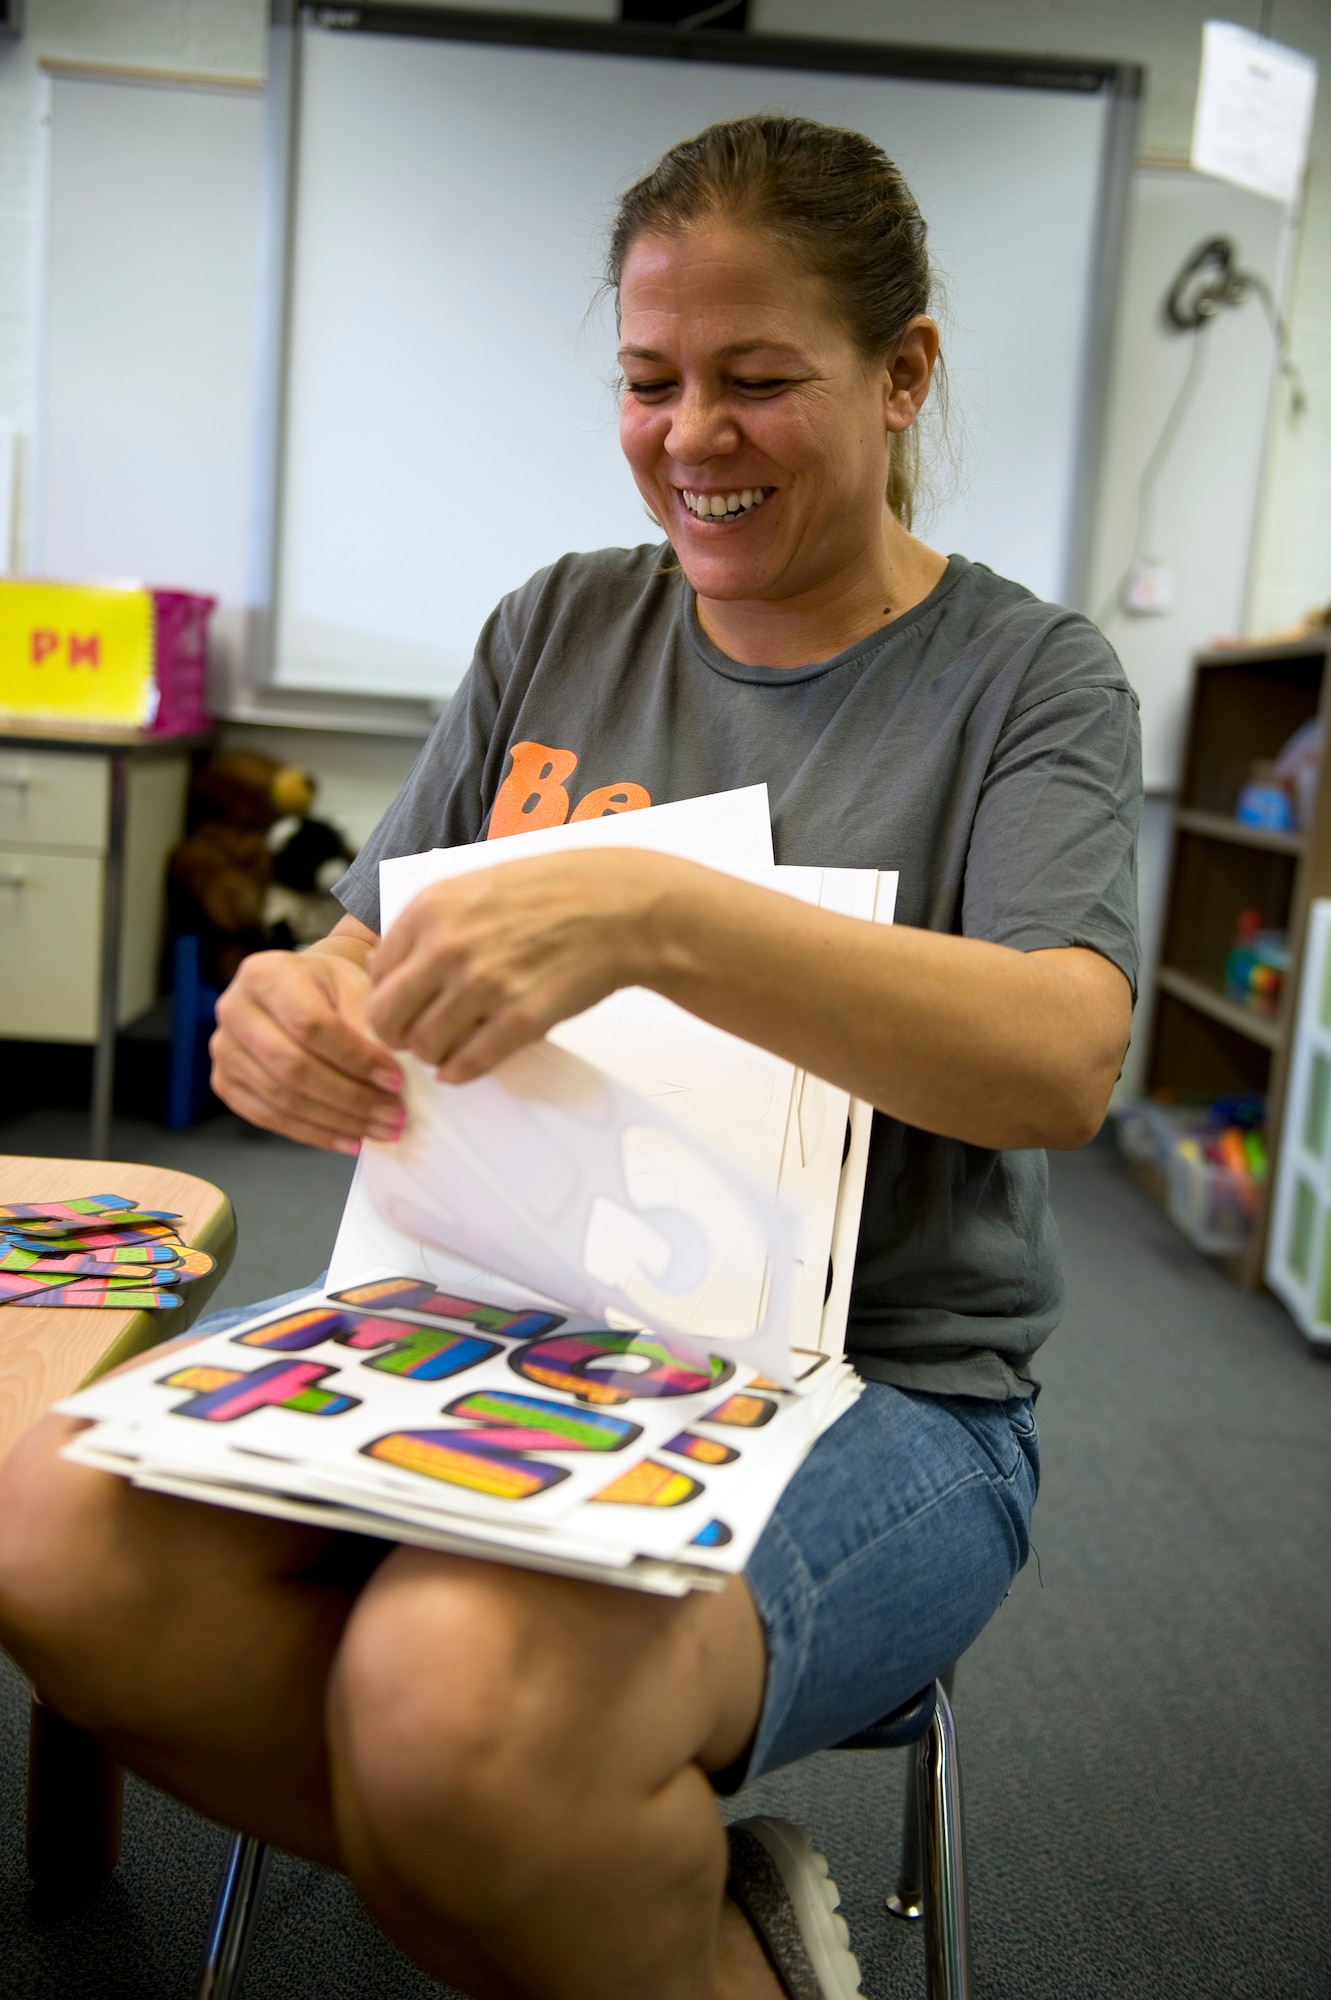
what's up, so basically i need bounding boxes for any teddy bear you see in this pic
[168,749,356,986]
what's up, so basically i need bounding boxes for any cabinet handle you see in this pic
[0,774,31,791]
[0,869,27,888]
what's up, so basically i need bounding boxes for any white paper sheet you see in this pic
[377,782,776,930]
[360,1040,798,1382]
[1191,20,1318,206]
[330,803,895,1384]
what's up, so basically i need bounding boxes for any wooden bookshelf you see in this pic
[1144,630,1331,1286]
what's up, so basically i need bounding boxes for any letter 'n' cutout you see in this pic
[161,1360,359,1421]
[363,1391,640,1502]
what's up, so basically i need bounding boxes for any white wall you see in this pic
[0,1,267,563]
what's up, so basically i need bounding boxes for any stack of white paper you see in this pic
[59,788,894,1593]
[59,1277,862,1595]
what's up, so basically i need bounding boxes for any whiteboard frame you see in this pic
[252,1,1140,699]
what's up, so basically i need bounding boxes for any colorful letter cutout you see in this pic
[512,1331,733,1408]
[363,1391,641,1502]
[161,1360,359,1422]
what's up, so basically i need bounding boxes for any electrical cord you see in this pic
[1165,235,1305,413]
[1093,328,1209,630]
[1094,233,1306,630]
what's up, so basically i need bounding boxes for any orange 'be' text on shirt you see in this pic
[487,740,651,840]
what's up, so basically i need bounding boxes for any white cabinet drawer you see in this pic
[0,849,103,1040]
[0,750,109,852]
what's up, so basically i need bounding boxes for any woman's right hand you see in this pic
[210,944,405,1154]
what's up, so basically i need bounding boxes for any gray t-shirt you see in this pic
[336,545,1141,1400]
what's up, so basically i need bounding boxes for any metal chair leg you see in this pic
[198,1833,270,2000]
[918,1680,973,2000]
[885,1745,925,1920]
[885,1667,954,1923]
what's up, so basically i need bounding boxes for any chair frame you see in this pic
[883,1676,973,2000]
[196,1673,973,2000]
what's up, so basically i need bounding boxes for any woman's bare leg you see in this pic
[328,1546,781,2000]
[0,1414,366,1865]
[1,1419,785,1997]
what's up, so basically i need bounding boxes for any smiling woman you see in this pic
[615,216,945,665]
[0,115,1141,2000]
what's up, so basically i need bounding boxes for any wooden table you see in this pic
[1,1154,236,1902]
[0,1154,235,1468]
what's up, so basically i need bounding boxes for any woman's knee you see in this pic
[0,1418,116,1666]
[330,1565,563,1911]
[0,1414,333,1722]
[329,1553,693,1925]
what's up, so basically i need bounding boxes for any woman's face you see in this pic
[617,220,926,610]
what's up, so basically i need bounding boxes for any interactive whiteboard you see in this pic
[271,16,1133,700]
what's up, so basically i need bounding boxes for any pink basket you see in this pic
[148,589,216,736]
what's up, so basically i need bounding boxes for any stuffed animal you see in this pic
[168,750,355,985]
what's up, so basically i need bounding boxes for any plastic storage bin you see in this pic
[1165,1138,1258,1254]
[1115,1098,1260,1256]
[148,589,214,735]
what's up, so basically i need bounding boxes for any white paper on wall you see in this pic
[1191,20,1318,207]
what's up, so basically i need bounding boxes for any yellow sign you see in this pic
[0,582,156,727]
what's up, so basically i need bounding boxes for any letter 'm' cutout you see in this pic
[161,1360,359,1421]
[237,1308,498,1381]
[363,1390,639,1502]
[68,633,100,668]
[329,1278,560,1340]
[512,1331,733,1407]
[488,740,578,839]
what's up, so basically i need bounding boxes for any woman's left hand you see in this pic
[364,848,674,1082]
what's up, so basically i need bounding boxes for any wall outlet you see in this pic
[1125,557,1174,616]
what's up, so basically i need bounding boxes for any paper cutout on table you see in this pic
[0,1193,181,1226]
[9,1279,182,1310]
[0,1192,211,1310]
[2,1224,182,1254]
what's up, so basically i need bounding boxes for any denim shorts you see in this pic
[185,1285,1038,1787]
[733,1377,1039,1786]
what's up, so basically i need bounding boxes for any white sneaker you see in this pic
[725,1816,864,2000]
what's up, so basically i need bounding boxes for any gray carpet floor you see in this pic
[1,1107,1328,1999]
